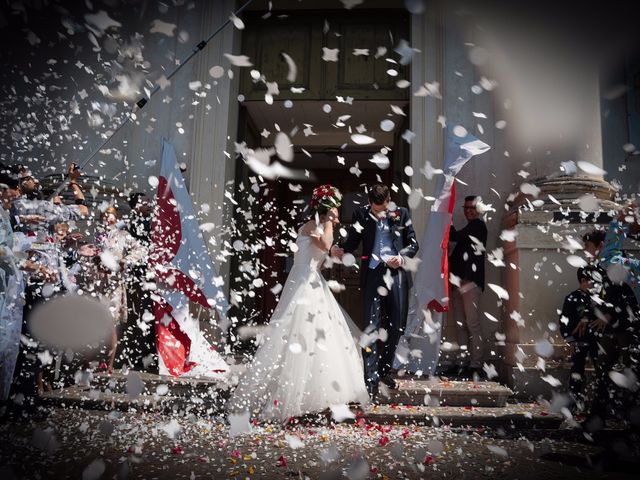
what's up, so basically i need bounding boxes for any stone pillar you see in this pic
[187,0,240,343]
[189,0,240,277]
[576,71,604,173]
[500,176,628,396]
[409,4,444,236]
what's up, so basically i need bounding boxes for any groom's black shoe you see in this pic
[380,375,398,390]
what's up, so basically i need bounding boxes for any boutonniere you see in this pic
[389,210,401,223]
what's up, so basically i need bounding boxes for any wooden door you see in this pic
[275,158,393,329]
[239,11,410,102]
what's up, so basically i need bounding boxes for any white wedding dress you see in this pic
[227,231,369,423]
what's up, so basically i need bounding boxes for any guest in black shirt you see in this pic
[449,195,488,380]
[119,192,157,373]
[559,265,604,411]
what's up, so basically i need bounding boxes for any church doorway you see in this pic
[230,7,411,328]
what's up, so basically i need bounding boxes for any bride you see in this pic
[227,185,370,423]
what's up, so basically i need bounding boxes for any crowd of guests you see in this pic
[0,159,637,431]
[0,162,156,418]
[560,206,640,432]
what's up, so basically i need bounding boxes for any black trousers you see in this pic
[362,265,407,396]
[589,331,637,422]
[118,272,158,373]
[10,283,46,409]
[569,341,598,404]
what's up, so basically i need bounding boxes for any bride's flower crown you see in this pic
[310,184,342,211]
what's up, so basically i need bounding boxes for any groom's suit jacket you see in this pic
[340,206,419,288]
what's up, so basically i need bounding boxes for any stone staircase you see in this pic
[40,368,564,429]
[41,370,235,415]
[388,377,513,407]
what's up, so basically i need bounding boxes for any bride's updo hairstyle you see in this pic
[310,184,342,215]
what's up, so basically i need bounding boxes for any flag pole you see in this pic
[49,0,256,199]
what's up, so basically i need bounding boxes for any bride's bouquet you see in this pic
[310,184,342,211]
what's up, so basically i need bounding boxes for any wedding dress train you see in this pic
[227,231,369,423]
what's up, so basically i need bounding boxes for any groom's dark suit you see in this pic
[340,206,419,396]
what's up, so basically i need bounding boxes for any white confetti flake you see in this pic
[99,250,120,272]
[483,362,499,379]
[280,52,297,82]
[560,160,578,175]
[161,418,182,439]
[452,125,468,137]
[327,280,346,293]
[351,133,376,145]
[487,283,510,300]
[394,39,415,65]
[274,132,293,162]
[330,404,355,422]
[224,54,253,67]
[322,47,339,62]
[380,119,395,132]
[499,229,518,242]
[230,13,245,30]
[289,342,303,354]
[577,161,606,176]
[519,182,541,197]
[84,11,121,35]
[390,104,407,116]
[535,339,554,358]
[150,19,176,37]
[209,65,225,79]
[285,434,305,449]
[484,312,499,323]
[541,374,562,387]
[349,162,362,177]
[342,253,356,267]
[609,369,637,390]
[566,255,587,268]
[369,153,390,169]
[578,194,600,212]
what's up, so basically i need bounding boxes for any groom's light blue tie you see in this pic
[370,217,397,269]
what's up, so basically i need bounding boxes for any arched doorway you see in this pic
[230,7,411,329]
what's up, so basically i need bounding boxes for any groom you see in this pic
[332,184,419,398]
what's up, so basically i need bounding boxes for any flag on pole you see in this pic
[394,128,490,374]
[150,139,230,378]
[414,129,491,312]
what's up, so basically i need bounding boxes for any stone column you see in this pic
[500,176,624,395]
[189,0,240,276]
[409,4,445,236]
[576,70,604,173]
[187,0,240,342]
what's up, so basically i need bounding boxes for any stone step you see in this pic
[383,378,514,407]
[512,366,595,400]
[57,371,515,411]
[40,385,228,414]
[40,387,563,430]
[90,370,230,397]
[357,403,564,429]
